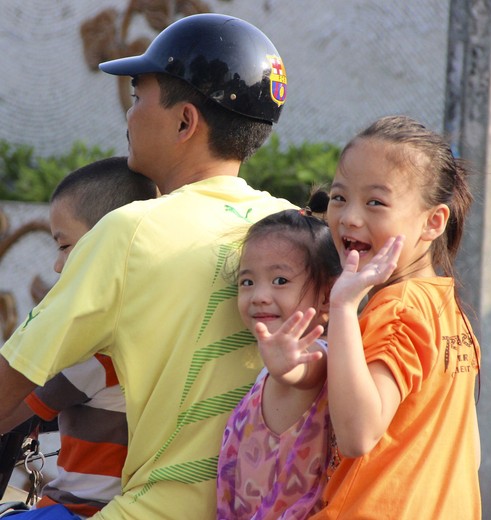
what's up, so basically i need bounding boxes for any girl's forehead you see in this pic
[241,233,305,262]
[345,138,397,163]
[347,137,426,170]
[337,139,421,190]
[246,230,301,248]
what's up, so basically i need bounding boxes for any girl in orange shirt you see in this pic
[312,115,481,519]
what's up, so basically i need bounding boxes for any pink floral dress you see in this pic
[217,341,337,520]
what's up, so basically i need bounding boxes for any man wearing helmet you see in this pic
[0,13,293,520]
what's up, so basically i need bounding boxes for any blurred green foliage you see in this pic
[0,140,114,202]
[0,135,340,205]
[240,134,340,206]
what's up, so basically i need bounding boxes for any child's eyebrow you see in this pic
[367,183,392,193]
[239,264,294,277]
[330,181,344,190]
[331,180,392,194]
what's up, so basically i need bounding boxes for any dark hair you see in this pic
[51,156,157,228]
[240,190,341,299]
[155,73,273,162]
[341,115,473,278]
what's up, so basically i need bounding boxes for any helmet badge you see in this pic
[267,55,287,107]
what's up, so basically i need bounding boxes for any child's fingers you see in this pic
[300,324,324,347]
[255,321,270,340]
[343,249,360,274]
[390,235,405,260]
[295,308,316,334]
[256,310,310,343]
[297,350,323,365]
[374,236,396,258]
[373,235,404,263]
[285,308,317,338]
[369,235,405,280]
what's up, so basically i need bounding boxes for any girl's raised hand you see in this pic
[255,308,324,383]
[330,235,405,308]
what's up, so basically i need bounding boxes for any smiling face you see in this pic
[238,235,328,337]
[327,138,440,279]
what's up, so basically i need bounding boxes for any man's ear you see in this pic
[421,203,450,241]
[176,103,200,142]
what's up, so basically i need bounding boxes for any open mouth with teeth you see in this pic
[343,237,371,254]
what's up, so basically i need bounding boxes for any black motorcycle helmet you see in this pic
[99,13,287,124]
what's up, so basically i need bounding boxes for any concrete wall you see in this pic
[0,0,449,156]
[0,201,56,337]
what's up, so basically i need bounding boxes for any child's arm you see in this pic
[0,356,37,430]
[255,309,326,434]
[327,236,404,457]
[0,401,34,434]
[475,411,481,468]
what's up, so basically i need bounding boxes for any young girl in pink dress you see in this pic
[217,192,341,519]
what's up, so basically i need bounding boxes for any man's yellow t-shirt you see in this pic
[1,176,295,519]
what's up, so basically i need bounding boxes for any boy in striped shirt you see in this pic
[0,157,156,518]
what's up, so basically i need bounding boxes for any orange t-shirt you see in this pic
[312,277,481,520]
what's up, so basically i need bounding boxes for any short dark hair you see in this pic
[155,73,273,162]
[51,156,157,228]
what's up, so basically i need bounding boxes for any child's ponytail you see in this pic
[445,159,473,266]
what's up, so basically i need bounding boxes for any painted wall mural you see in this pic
[0,208,51,341]
[80,0,214,113]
